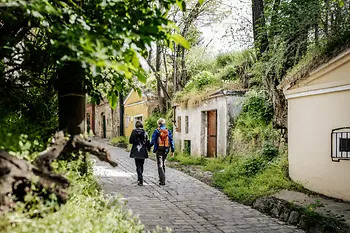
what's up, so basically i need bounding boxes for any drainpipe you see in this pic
[119,92,124,136]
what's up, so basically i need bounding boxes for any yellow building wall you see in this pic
[124,90,149,137]
[125,90,143,105]
[124,103,149,137]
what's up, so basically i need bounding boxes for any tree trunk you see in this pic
[0,130,118,213]
[55,62,86,136]
[180,46,187,87]
[173,43,178,92]
[119,92,124,136]
[315,23,319,44]
[163,50,168,93]
[270,0,281,40]
[252,0,268,54]
[156,44,166,114]
[325,0,329,37]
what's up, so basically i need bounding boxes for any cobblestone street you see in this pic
[93,139,304,233]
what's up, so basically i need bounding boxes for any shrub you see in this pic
[230,90,280,154]
[242,156,267,176]
[237,90,274,128]
[217,65,237,81]
[215,52,236,68]
[168,153,207,166]
[213,155,300,204]
[1,157,149,233]
[0,132,154,233]
[186,47,216,78]
[144,112,173,137]
[261,142,279,161]
[183,71,218,92]
[203,158,227,172]
[110,136,129,145]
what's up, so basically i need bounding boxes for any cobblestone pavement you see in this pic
[93,139,304,233]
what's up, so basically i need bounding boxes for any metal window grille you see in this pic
[331,127,350,161]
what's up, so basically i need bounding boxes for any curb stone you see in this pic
[253,197,350,233]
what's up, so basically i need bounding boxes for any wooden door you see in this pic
[207,110,217,157]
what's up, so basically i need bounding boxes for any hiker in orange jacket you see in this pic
[150,118,175,186]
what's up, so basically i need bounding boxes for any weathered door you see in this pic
[207,110,217,157]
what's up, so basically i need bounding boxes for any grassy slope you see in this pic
[168,153,302,205]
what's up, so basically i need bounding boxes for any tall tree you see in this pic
[252,0,268,55]
[0,0,190,136]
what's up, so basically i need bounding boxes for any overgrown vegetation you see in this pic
[168,153,208,166]
[168,0,350,208]
[110,136,129,146]
[174,50,250,108]
[0,0,192,229]
[170,87,302,205]
[0,131,155,233]
[144,111,174,136]
[229,90,281,155]
[212,155,300,204]
[169,150,301,205]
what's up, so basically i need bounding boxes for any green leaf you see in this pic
[182,1,187,11]
[108,91,118,109]
[136,71,147,83]
[198,0,204,5]
[132,52,140,68]
[176,0,183,10]
[136,87,142,97]
[170,34,190,50]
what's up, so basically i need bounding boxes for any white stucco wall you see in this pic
[174,94,244,157]
[285,50,350,201]
[288,90,350,201]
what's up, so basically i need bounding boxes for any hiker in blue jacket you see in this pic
[150,118,175,185]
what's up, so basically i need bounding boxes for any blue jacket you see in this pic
[150,125,175,153]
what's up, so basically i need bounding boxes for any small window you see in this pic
[125,115,129,128]
[184,140,191,154]
[185,116,189,133]
[134,116,143,122]
[340,138,350,152]
[176,116,182,132]
[331,128,350,161]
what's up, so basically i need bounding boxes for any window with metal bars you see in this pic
[331,127,350,161]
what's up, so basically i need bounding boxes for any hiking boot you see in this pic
[159,182,165,186]
[138,181,143,186]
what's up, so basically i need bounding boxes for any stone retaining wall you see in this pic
[253,197,350,233]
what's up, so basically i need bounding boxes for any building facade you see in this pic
[174,90,245,157]
[280,49,350,201]
[124,89,157,137]
[85,99,120,139]
[86,103,95,134]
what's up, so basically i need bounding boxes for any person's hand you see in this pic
[170,152,174,157]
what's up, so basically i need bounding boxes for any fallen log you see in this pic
[0,131,117,213]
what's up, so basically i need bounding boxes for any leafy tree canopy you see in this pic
[0,0,191,107]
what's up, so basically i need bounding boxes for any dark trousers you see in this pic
[135,159,145,182]
[156,147,167,184]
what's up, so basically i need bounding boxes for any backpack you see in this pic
[158,127,169,148]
